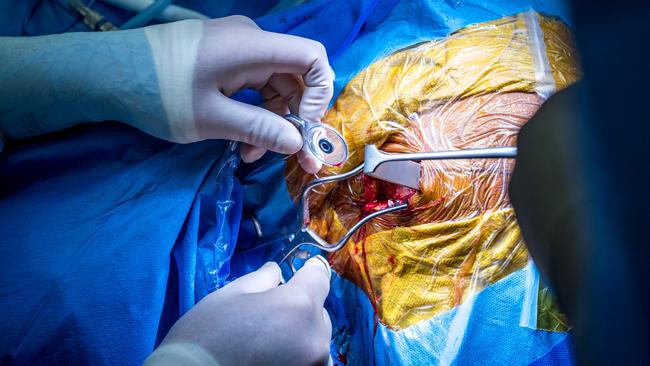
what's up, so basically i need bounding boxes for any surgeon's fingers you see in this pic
[253,33,334,123]
[265,73,303,114]
[221,262,282,295]
[206,95,303,156]
[299,63,334,124]
[244,78,292,163]
[219,15,260,29]
[286,255,331,306]
[298,150,323,174]
[323,308,332,340]
[261,82,291,116]
[240,144,267,163]
[262,75,324,173]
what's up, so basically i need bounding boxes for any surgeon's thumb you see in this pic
[221,262,282,295]
[287,256,331,306]
[213,96,303,160]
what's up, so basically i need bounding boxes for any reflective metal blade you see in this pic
[366,160,421,190]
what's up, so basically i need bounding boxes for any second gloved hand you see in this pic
[144,257,333,366]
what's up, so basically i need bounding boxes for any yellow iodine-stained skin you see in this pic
[285,12,580,330]
[333,209,528,329]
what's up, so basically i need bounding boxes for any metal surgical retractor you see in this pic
[255,163,408,281]
[284,114,349,166]
[364,145,518,189]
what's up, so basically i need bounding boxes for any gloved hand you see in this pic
[0,16,333,173]
[143,257,333,366]
[142,16,332,172]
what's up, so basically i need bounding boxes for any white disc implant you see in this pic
[285,114,348,166]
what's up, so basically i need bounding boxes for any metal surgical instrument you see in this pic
[258,145,517,278]
[285,114,349,167]
[257,163,407,279]
[364,145,518,189]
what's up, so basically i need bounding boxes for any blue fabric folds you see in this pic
[0,123,232,364]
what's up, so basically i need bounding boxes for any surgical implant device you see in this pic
[285,114,348,167]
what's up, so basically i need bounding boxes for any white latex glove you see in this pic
[143,16,332,172]
[144,257,333,366]
[0,16,333,172]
